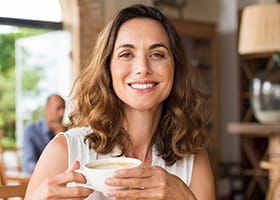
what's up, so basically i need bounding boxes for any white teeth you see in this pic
[130,83,155,89]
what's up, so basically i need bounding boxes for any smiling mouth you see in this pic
[129,83,158,89]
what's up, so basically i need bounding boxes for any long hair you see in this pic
[69,4,212,166]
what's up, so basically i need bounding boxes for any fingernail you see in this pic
[105,178,113,184]
[114,171,120,176]
[114,169,124,176]
[105,191,114,197]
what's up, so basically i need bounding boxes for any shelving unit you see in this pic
[170,19,220,178]
[232,53,275,199]
[227,122,280,200]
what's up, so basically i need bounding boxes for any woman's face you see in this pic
[110,18,174,111]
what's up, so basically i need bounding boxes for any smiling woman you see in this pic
[24,4,215,200]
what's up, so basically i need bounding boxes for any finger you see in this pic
[46,188,92,199]
[39,176,93,199]
[106,176,157,190]
[68,160,81,171]
[114,166,157,178]
[108,166,169,189]
[106,187,164,199]
[54,185,93,198]
[48,171,86,186]
[49,161,85,186]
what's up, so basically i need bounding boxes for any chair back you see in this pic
[0,184,27,199]
[0,146,22,172]
[0,146,29,186]
[0,155,6,185]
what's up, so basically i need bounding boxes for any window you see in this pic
[0,0,62,22]
[0,0,72,147]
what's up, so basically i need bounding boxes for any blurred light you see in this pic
[0,0,62,22]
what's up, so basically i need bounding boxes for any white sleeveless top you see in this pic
[63,127,194,200]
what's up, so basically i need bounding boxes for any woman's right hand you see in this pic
[24,133,94,200]
[28,161,93,200]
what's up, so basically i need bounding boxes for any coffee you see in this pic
[88,162,137,169]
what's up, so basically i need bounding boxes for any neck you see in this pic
[126,143,153,166]
[123,105,162,165]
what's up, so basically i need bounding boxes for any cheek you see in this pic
[110,73,119,92]
[161,65,174,83]
[111,60,131,79]
[110,62,119,83]
[110,64,127,91]
[111,70,120,83]
[164,67,175,94]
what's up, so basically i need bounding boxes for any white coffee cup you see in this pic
[74,157,142,194]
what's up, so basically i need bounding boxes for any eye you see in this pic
[119,51,133,59]
[150,51,165,59]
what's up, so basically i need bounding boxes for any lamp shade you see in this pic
[238,3,280,55]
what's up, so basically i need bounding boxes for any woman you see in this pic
[25,4,215,200]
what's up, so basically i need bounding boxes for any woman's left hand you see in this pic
[104,165,196,200]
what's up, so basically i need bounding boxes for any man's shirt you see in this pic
[22,119,55,174]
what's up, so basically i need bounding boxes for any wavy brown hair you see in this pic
[69,4,212,166]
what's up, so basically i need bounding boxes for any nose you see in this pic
[134,55,152,76]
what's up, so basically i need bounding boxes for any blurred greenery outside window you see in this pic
[0,28,51,147]
[0,28,72,148]
[0,0,68,148]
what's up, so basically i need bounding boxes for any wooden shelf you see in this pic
[232,11,276,195]
[230,16,280,192]
[228,122,280,137]
[235,51,275,199]
[227,122,274,198]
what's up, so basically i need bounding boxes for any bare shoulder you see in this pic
[190,148,216,199]
[35,134,68,174]
[44,133,68,154]
[25,134,69,196]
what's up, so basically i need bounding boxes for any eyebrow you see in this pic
[116,44,134,49]
[149,43,169,51]
[116,43,169,51]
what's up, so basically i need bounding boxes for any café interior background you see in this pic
[0,0,279,199]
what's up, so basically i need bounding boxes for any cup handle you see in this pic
[66,169,94,190]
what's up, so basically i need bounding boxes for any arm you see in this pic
[190,149,216,199]
[24,134,93,200]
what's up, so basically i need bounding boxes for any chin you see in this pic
[127,103,162,112]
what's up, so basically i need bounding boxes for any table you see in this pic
[227,122,280,198]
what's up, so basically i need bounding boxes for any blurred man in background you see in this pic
[22,94,66,174]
